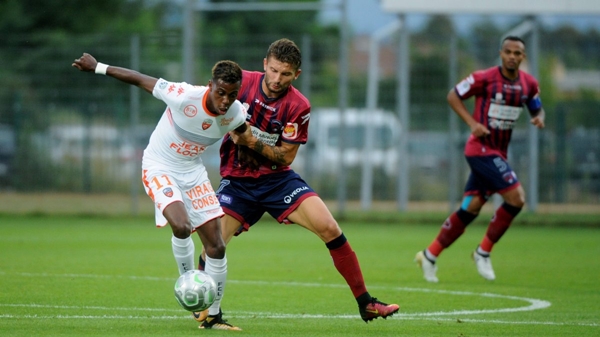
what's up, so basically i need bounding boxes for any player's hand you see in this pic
[228,122,253,147]
[530,116,545,129]
[470,122,490,138]
[229,123,262,170]
[72,53,98,72]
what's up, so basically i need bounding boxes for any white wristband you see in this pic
[95,62,109,75]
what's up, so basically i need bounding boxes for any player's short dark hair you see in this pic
[502,35,526,48]
[211,60,243,84]
[266,38,302,69]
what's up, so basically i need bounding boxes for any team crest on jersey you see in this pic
[163,187,173,198]
[184,105,198,117]
[502,171,517,184]
[270,120,282,133]
[202,119,213,130]
[282,122,299,139]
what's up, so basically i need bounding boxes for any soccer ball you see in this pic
[174,270,217,312]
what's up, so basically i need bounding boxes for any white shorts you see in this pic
[141,164,224,230]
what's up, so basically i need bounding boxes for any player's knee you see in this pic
[505,187,526,208]
[511,197,525,209]
[204,241,226,260]
[318,219,342,242]
[170,220,192,239]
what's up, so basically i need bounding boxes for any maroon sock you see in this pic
[481,203,521,252]
[430,209,477,256]
[327,235,368,299]
[198,255,205,271]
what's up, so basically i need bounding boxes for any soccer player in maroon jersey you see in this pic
[415,36,546,283]
[197,38,399,323]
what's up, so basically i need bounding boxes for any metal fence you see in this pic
[1,29,598,210]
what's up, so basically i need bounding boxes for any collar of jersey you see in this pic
[203,89,220,117]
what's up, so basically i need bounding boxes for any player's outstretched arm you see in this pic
[72,53,158,94]
[228,126,300,166]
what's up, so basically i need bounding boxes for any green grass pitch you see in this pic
[0,213,598,336]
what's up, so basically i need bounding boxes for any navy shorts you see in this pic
[464,155,520,200]
[216,170,317,235]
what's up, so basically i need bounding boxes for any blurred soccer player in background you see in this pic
[415,36,546,283]
[197,38,399,323]
[72,53,246,330]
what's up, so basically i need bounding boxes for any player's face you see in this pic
[262,56,301,98]
[207,79,240,115]
[499,40,526,73]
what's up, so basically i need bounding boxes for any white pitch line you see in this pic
[0,271,556,322]
[0,312,597,327]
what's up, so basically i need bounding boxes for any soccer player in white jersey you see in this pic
[72,53,246,330]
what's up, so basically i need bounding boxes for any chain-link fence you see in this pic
[1,29,598,208]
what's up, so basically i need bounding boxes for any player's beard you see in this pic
[265,78,286,95]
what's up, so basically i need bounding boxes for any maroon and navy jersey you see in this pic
[219,70,311,178]
[455,66,542,159]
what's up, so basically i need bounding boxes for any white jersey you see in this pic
[142,78,247,173]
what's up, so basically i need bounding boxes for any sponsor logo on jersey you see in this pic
[202,119,213,130]
[184,104,198,117]
[177,86,185,96]
[503,83,522,90]
[168,84,176,94]
[219,194,232,204]
[282,122,299,139]
[489,118,516,130]
[254,98,277,112]
[207,208,222,215]
[250,126,279,146]
[284,186,309,204]
[301,113,310,125]
[488,103,522,121]
[170,141,205,157]
[163,187,173,198]
[220,117,234,126]
[186,182,219,210]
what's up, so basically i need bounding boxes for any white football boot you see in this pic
[414,251,439,283]
[472,251,496,281]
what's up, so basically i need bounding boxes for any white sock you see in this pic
[171,235,195,275]
[476,246,490,257]
[424,249,437,263]
[204,255,227,316]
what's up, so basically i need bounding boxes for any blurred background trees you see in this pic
[0,0,598,203]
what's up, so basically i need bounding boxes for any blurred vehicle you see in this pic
[296,108,400,175]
